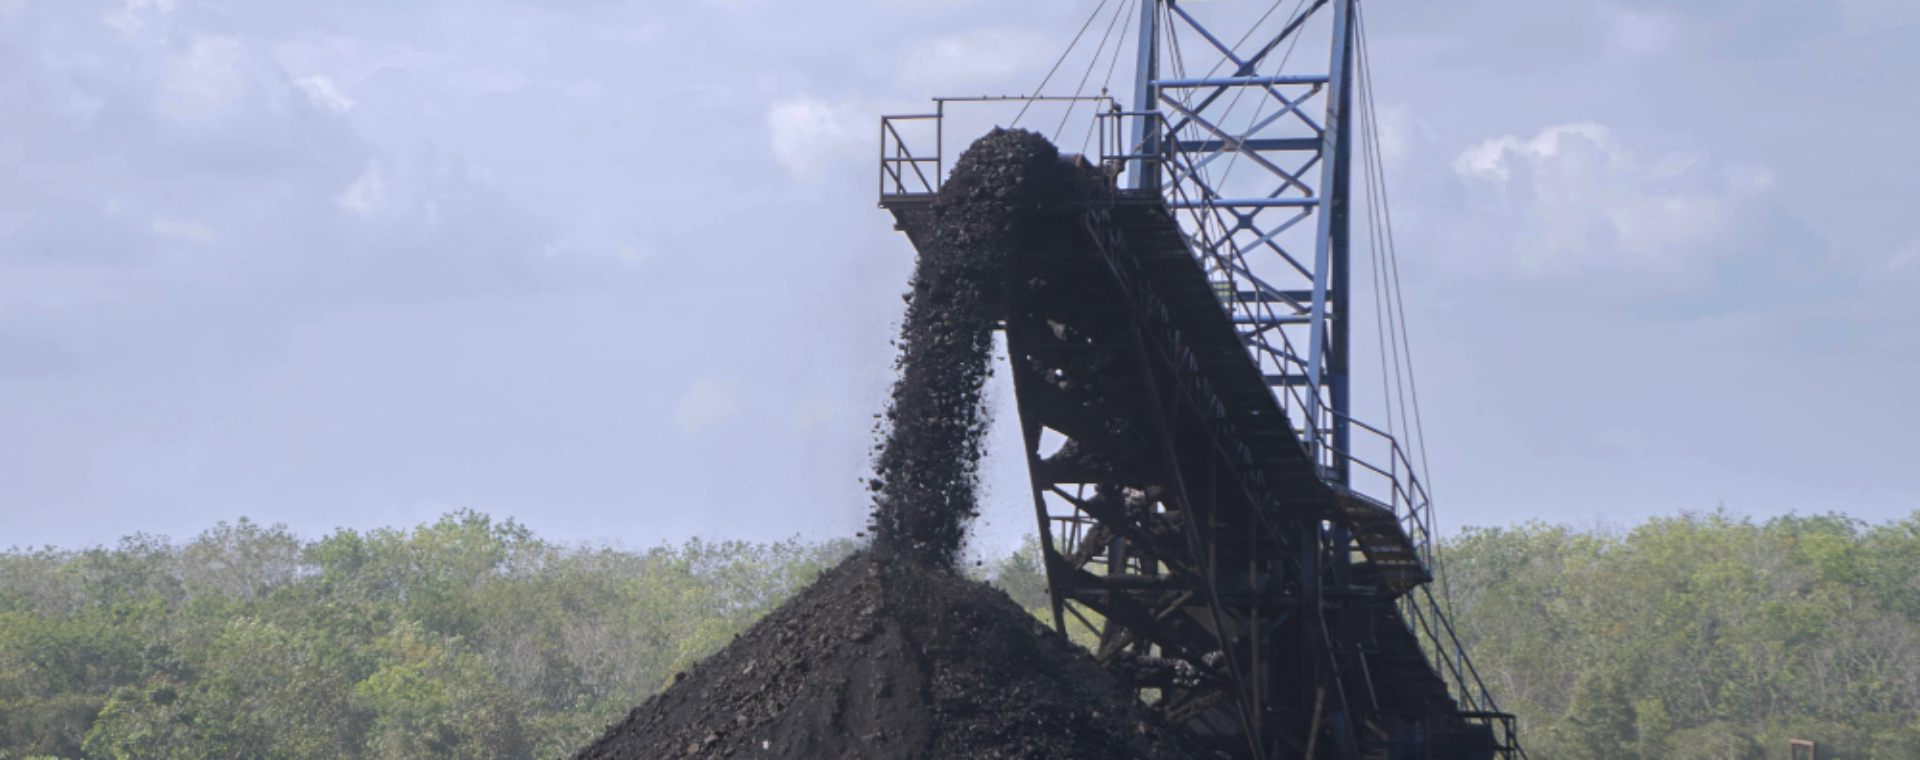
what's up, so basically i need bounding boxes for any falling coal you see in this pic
[867,128,1081,568]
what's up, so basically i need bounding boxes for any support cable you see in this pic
[1357,3,1437,563]
[1355,11,1414,482]
[1056,0,1135,141]
[1362,11,1436,553]
[1081,0,1140,154]
[1014,0,1115,126]
[1359,59,1395,449]
[1356,6,1426,520]
[1355,16,1523,756]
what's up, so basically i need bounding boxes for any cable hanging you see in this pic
[1056,0,1136,143]
[1079,0,1140,154]
[1013,0,1116,126]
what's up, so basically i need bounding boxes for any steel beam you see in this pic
[1156,74,1331,88]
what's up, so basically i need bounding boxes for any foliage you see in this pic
[1440,510,1920,759]
[2,509,1916,759]
[0,512,850,760]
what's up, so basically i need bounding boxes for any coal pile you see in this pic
[572,552,1201,759]
[574,130,1197,759]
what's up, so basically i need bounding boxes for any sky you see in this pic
[2,0,1916,553]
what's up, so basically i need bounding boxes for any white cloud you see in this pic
[336,163,387,216]
[1722,164,1776,194]
[766,96,869,179]
[293,75,354,113]
[1371,103,1419,165]
[1451,123,1774,278]
[1884,239,1920,282]
[273,37,448,91]
[676,379,739,433]
[897,29,1052,91]
[104,0,175,35]
[161,35,248,118]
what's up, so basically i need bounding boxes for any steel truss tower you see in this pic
[879,2,1525,757]
[1134,0,1358,484]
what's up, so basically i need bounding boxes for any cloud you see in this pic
[272,37,448,92]
[104,0,176,35]
[766,96,869,179]
[1882,239,1920,283]
[293,75,354,113]
[0,0,1908,555]
[336,163,387,216]
[676,379,740,433]
[1450,122,1775,279]
[896,29,1052,90]
[161,35,249,118]
[1371,103,1420,165]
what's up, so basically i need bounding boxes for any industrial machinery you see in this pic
[880,2,1524,757]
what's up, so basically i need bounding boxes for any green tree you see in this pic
[6,509,1919,759]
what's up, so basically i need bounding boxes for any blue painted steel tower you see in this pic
[1127,0,1360,493]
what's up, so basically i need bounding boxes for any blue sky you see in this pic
[2,0,1915,552]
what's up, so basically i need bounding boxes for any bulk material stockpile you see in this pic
[573,131,1204,760]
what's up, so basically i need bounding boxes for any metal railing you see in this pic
[880,112,941,198]
[879,96,1122,202]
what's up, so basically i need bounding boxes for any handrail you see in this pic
[879,113,942,198]
[881,96,1125,203]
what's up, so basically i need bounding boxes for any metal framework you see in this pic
[876,2,1524,757]
[1138,0,1357,494]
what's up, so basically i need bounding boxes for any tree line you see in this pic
[1,509,1915,758]
[0,512,851,759]
[1442,511,1920,758]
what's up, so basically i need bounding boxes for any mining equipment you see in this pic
[877,1,1526,758]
